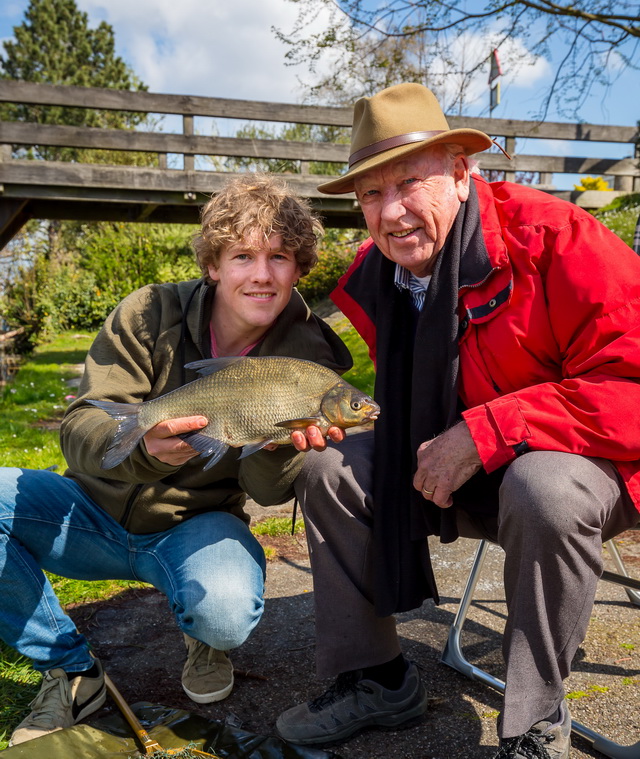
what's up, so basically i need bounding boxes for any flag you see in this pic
[489,48,503,84]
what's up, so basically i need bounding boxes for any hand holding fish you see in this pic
[143,416,209,465]
[290,425,346,452]
[413,422,482,508]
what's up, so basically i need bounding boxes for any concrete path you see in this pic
[243,500,640,758]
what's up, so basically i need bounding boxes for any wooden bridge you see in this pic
[0,79,638,249]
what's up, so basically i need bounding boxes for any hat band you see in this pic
[348,130,446,168]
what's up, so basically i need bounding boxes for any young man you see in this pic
[1,173,351,746]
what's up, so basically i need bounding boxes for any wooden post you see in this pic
[504,136,516,182]
[613,174,633,192]
[183,115,194,171]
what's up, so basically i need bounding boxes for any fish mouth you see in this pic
[366,408,381,421]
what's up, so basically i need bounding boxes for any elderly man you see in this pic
[276,83,640,758]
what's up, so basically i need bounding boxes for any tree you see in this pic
[0,0,154,258]
[0,0,156,344]
[223,122,349,175]
[0,0,149,162]
[275,0,640,118]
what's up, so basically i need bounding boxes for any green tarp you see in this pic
[1,703,343,758]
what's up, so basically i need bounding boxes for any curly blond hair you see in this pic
[193,174,323,282]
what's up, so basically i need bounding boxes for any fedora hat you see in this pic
[318,82,493,195]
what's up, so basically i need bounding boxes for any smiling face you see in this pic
[353,145,470,277]
[208,231,301,354]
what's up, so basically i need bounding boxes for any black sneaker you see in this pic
[494,702,571,758]
[9,658,106,746]
[275,661,428,745]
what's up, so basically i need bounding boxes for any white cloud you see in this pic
[77,0,310,102]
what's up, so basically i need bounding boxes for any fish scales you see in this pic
[138,358,346,447]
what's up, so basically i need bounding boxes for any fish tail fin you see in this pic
[87,399,149,469]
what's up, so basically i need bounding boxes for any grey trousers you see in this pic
[294,431,639,739]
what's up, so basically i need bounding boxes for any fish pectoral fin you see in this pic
[184,357,245,376]
[178,432,229,470]
[274,417,323,430]
[238,439,276,460]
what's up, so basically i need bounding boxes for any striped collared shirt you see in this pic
[394,264,431,311]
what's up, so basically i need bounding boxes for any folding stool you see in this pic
[441,533,640,759]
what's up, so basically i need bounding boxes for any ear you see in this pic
[207,263,220,283]
[453,154,470,203]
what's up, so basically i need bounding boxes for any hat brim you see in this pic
[317,128,493,195]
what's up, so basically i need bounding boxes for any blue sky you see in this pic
[0,0,638,189]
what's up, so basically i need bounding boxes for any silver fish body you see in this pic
[88,356,380,470]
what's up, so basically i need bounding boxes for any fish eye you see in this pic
[351,400,361,410]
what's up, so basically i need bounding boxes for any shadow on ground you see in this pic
[5,517,639,758]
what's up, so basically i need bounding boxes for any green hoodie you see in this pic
[61,279,352,534]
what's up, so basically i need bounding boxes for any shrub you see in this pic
[595,192,640,248]
[1,222,200,352]
[297,228,366,305]
[574,176,613,192]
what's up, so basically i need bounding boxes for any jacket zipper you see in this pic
[459,265,501,293]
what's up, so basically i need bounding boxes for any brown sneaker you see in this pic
[9,659,106,746]
[182,634,234,704]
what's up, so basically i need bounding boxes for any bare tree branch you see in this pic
[274,0,640,119]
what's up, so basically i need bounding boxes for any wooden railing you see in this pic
[0,79,638,248]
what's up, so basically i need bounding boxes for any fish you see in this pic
[87,355,380,470]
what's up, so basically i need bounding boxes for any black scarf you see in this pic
[344,183,494,616]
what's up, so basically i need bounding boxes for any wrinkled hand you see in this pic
[413,421,482,508]
[290,425,346,452]
[143,416,208,466]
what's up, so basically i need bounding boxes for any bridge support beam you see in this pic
[0,198,31,249]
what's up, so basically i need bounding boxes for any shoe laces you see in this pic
[188,639,225,673]
[495,729,555,759]
[24,673,72,728]
[308,671,373,713]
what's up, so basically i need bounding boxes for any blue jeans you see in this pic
[0,468,266,673]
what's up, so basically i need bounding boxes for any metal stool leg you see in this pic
[605,538,640,606]
[441,539,505,691]
[440,539,640,758]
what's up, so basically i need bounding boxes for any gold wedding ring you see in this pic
[422,487,434,495]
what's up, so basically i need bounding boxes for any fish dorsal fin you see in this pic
[178,431,229,470]
[184,357,246,376]
[238,439,275,459]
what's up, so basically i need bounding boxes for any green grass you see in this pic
[334,317,376,397]
[250,516,304,536]
[566,683,610,700]
[0,642,41,749]
[596,192,640,248]
[0,331,97,470]
[47,576,148,607]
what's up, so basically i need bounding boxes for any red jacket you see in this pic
[332,176,640,512]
